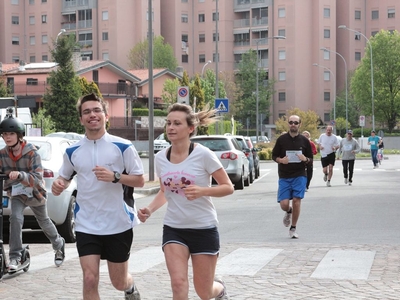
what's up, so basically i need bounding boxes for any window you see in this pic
[42,15,47,23]
[29,16,35,25]
[324,29,330,38]
[11,0,19,4]
[213,33,219,42]
[213,53,219,62]
[371,31,378,36]
[42,55,48,61]
[199,34,205,43]
[355,52,361,61]
[324,8,330,18]
[199,54,205,63]
[278,50,286,60]
[30,36,35,45]
[323,51,330,60]
[12,56,20,63]
[182,54,189,63]
[278,71,286,81]
[278,92,286,101]
[278,8,285,18]
[102,53,109,60]
[278,29,285,37]
[29,0,34,4]
[324,71,330,81]
[212,12,219,21]
[324,92,330,101]
[181,14,188,23]
[102,11,108,20]
[41,0,47,2]
[324,113,330,122]
[12,16,19,25]
[182,34,188,43]
[29,56,36,63]
[182,0,188,2]
[198,14,205,22]
[388,8,395,18]
[278,113,286,119]
[355,33,361,40]
[12,36,19,45]
[102,32,108,41]
[27,78,38,85]
[42,35,48,44]
[372,10,379,20]
[355,10,361,20]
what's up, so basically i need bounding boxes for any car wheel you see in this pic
[249,169,254,184]
[255,165,260,179]
[244,169,250,187]
[234,173,244,190]
[57,194,76,243]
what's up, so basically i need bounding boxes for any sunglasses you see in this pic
[288,121,300,125]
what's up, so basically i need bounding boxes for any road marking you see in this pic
[216,248,282,276]
[311,250,376,280]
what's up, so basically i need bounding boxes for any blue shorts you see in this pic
[277,176,307,202]
[162,225,220,255]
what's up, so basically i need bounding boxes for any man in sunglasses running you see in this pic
[272,115,313,239]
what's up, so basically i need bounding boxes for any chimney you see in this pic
[175,66,183,77]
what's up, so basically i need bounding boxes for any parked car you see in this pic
[190,135,250,190]
[250,135,270,144]
[1,136,78,242]
[154,133,170,153]
[231,135,255,184]
[46,132,84,142]
[244,136,260,179]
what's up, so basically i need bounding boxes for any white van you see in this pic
[0,106,34,135]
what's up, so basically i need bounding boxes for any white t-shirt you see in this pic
[318,133,339,158]
[155,143,223,229]
[59,133,144,235]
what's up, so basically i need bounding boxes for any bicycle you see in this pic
[0,174,30,280]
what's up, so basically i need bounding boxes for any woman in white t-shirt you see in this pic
[138,103,234,300]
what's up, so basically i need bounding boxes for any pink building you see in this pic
[1,0,400,132]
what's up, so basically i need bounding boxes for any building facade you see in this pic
[1,0,400,131]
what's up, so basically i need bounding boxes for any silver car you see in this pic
[154,133,170,153]
[1,136,78,242]
[190,135,250,190]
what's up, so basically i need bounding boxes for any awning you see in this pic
[234,50,247,54]
[252,27,268,32]
[234,28,250,34]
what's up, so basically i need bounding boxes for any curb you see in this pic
[135,186,160,196]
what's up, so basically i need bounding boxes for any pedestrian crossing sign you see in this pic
[215,98,229,113]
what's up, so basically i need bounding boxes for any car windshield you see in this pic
[155,134,165,140]
[193,138,231,151]
[0,140,51,161]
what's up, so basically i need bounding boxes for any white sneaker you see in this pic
[214,278,229,300]
[349,180,352,186]
[283,210,292,227]
[289,228,299,239]
[344,178,348,184]
[326,181,331,187]
[8,258,21,271]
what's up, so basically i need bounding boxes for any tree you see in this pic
[161,78,180,106]
[43,34,82,132]
[351,30,400,132]
[0,75,12,97]
[190,75,208,135]
[32,108,56,136]
[127,36,178,72]
[79,77,102,98]
[275,108,320,139]
[235,50,274,131]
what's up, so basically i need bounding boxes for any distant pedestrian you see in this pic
[317,126,339,187]
[367,130,381,168]
[339,130,361,185]
[272,115,313,239]
[378,137,384,164]
[302,131,317,191]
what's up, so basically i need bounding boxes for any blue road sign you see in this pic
[215,98,229,113]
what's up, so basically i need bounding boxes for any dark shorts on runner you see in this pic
[162,225,220,255]
[76,229,133,263]
[321,152,336,167]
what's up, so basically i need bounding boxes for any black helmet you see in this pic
[0,116,25,136]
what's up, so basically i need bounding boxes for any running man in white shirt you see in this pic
[317,126,339,187]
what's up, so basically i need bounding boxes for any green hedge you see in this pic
[132,108,167,117]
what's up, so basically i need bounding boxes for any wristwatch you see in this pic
[112,171,121,183]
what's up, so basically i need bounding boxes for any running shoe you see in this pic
[344,178,348,184]
[326,181,331,187]
[289,228,299,239]
[125,285,141,300]
[8,258,21,271]
[323,174,328,182]
[54,237,65,267]
[214,278,229,300]
[283,209,292,227]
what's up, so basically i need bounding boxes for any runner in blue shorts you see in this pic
[272,115,313,239]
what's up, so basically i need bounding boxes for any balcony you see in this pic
[234,19,251,28]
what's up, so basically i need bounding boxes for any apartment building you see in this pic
[1,0,400,131]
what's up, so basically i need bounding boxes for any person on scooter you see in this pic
[0,114,65,271]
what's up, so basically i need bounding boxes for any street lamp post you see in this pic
[56,29,66,44]
[312,63,336,134]
[255,35,285,143]
[339,25,374,131]
[320,47,348,132]
[201,60,212,77]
